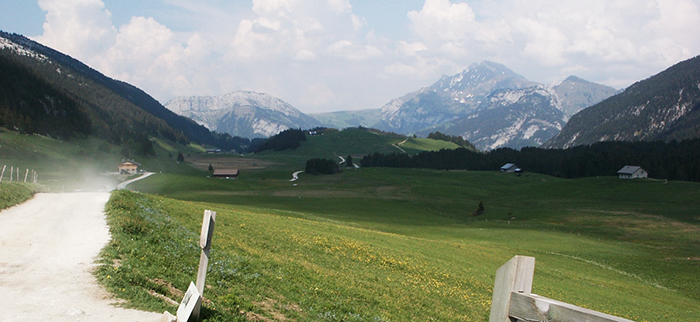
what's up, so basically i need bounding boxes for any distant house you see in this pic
[617,166,648,179]
[118,160,140,175]
[212,169,239,179]
[206,149,222,154]
[501,163,521,173]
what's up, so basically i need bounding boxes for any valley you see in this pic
[120,150,700,321]
[5,127,696,321]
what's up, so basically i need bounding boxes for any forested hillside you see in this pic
[0,31,260,153]
[0,55,90,139]
[0,50,184,156]
[545,55,700,148]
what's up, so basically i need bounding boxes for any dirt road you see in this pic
[0,193,161,322]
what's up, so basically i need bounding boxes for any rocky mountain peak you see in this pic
[165,91,319,138]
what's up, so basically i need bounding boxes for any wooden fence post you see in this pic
[24,169,29,183]
[489,255,536,322]
[193,210,216,321]
[0,165,5,183]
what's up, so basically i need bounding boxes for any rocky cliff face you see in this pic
[420,86,567,150]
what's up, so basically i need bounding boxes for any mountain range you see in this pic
[165,91,320,138]
[3,29,699,154]
[312,61,617,150]
[166,61,619,150]
[418,85,567,150]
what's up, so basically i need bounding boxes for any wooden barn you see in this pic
[212,169,239,179]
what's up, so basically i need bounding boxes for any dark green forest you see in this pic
[305,158,341,175]
[361,139,700,182]
[0,55,90,138]
[255,128,307,152]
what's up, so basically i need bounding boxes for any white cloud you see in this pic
[295,49,317,61]
[327,0,352,15]
[402,0,700,88]
[29,0,700,114]
[407,0,476,43]
[35,0,116,60]
[351,14,366,31]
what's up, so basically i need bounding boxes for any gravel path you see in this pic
[0,193,162,322]
[117,172,155,190]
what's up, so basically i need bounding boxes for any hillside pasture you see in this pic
[125,166,700,321]
[100,189,700,321]
[0,127,206,191]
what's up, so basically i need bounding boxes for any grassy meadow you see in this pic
[123,154,700,320]
[2,126,699,321]
[109,168,700,321]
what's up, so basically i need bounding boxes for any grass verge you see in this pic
[0,182,42,210]
[96,189,700,321]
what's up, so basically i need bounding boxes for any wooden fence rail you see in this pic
[489,255,635,322]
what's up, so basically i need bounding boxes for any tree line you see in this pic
[427,131,477,150]
[360,139,700,182]
[255,128,306,152]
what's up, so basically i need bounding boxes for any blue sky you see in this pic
[1,0,699,113]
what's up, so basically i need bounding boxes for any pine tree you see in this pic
[472,201,485,216]
[177,152,185,162]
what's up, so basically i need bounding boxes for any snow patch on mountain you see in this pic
[0,36,48,62]
[252,118,289,138]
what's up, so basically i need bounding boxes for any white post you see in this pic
[0,165,5,183]
[10,166,13,182]
[193,210,216,321]
[24,169,29,183]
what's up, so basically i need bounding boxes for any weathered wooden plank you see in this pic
[176,282,202,322]
[509,292,636,322]
[489,256,536,322]
[193,210,216,321]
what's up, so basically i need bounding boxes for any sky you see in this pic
[1,0,699,114]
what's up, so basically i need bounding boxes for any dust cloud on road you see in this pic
[0,193,161,322]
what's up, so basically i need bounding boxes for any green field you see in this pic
[3,127,700,321]
[123,165,700,321]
